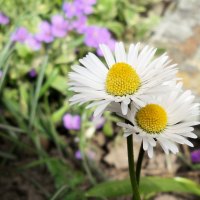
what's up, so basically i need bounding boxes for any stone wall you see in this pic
[151,0,200,103]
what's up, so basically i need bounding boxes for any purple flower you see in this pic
[75,150,82,160]
[71,15,87,34]
[79,0,96,6]
[51,15,68,38]
[0,12,9,25]
[76,0,96,15]
[63,0,96,18]
[191,149,200,163]
[26,35,41,51]
[84,26,115,54]
[35,21,54,43]
[97,39,115,56]
[75,150,95,160]
[63,113,81,130]
[28,69,37,78]
[0,71,3,78]
[63,2,82,19]
[11,27,29,43]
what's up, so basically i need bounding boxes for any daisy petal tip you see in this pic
[123,133,128,138]
[148,152,153,158]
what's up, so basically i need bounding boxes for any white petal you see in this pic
[93,101,110,117]
[88,53,109,74]
[115,42,127,63]
[143,138,149,151]
[99,44,115,67]
[124,131,133,137]
[121,102,128,115]
[147,145,154,158]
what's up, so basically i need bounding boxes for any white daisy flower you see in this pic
[111,82,200,158]
[69,42,178,118]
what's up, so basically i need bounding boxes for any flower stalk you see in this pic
[136,143,145,184]
[127,135,141,200]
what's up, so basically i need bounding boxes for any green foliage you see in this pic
[86,176,200,199]
[47,159,85,200]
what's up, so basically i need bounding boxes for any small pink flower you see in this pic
[11,27,29,43]
[191,149,200,163]
[63,113,81,130]
[51,15,68,38]
[35,21,54,43]
[0,12,9,25]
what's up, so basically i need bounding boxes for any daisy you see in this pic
[69,42,178,118]
[112,82,200,158]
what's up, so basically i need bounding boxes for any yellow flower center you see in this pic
[136,104,167,134]
[105,62,141,96]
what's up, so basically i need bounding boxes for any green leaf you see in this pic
[39,68,59,97]
[0,60,11,93]
[51,103,69,124]
[50,75,67,95]
[103,121,113,137]
[0,151,16,160]
[0,124,25,133]
[104,22,124,38]
[96,0,118,19]
[47,159,84,189]
[0,40,13,70]
[29,56,48,128]
[86,177,200,199]
[15,43,30,58]
[19,84,29,116]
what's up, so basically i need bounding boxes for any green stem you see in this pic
[80,145,96,185]
[136,143,145,184]
[127,135,141,200]
[79,114,96,185]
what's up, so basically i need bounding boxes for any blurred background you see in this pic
[0,0,200,199]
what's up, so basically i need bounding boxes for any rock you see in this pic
[151,0,200,100]
[143,152,179,176]
[154,194,191,200]
[104,136,140,169]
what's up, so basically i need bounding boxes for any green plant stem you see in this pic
[127,135,141,200]
[81,146,96,185]
[136,143,145,184]
[79,138,96,185]
[50,185,68,200]
[79,115,96,185]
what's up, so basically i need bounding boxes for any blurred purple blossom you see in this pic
[63,2,82,19]
[96,39,115,56]
[0,71,3,78]
[26,35,41,51]
[35,21,54,43]
[191,149,200,163]
[63,0,96,18]
[75,150,95,160]
[0,12,9,25]
[84,26,115,55]
[28,68,37,78]
[77,0,96,15]
[75,150,82,159]
[51,15,68,38]
[71,15,87,34]
[63,113,81,130]
[11,27,29,43]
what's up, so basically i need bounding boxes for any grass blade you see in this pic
[29,55,48,128]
